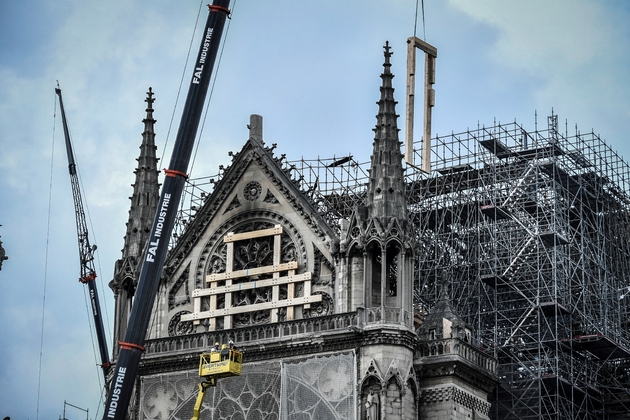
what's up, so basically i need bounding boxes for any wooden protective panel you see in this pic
[187,224,313,327]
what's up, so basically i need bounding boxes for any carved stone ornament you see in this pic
[168,310,194,337]
[303,291,333,318]
[243,181,262,201]
[263,189,279,204]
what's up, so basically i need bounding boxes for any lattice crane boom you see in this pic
[55,85,111,380]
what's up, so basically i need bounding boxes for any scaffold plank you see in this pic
[180,294,323,322]
[193,272,312,297]
[206,261,298,282]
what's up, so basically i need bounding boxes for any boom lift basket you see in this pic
[199,349,243,379]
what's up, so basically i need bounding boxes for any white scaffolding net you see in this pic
[280,352,356,420]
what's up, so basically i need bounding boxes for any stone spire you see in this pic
[367,41,408,223]
[341,42,415,326]
[110,87,161,357]
[120,87,161,261]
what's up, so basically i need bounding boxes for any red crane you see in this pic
[55,84,111,381]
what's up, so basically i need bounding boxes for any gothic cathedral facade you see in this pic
[110,44,497,420]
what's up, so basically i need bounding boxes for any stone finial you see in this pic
[145,87,155,110]
[248,114,263,144]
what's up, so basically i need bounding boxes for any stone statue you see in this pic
[365,389,379,420]
[0,236,7,271]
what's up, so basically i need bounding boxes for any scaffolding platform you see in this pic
[571,334,630,360]
[480,274,510,289]
[480,204,511,221]
[479,137,514,159]
[542,375,603,408]
[514,143,565,160]
[539,301,571,317]
[539,231,569,247]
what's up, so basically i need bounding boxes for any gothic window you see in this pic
[403,380,417,420]
[386,243,399,297]
[366,242,401,306]
[369,246,382,307]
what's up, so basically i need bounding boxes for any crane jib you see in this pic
[55,84,111,382]
[102,1,231,419]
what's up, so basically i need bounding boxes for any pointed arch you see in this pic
[361,358,383,383]
[360,361,383,420]
[402,377,418,420]
[384,376,403,418]
[384,359,404,390]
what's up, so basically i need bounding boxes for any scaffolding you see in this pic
[174,154,370,242]
[408,113,630,419]
[174,113,630,419]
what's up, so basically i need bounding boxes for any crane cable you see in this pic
[149,0,207,338]
[160,1,206,165]
[160,0,237,178]
[191,0,237,175]
[36,91,58,420]
[80,174,113,347]
[42,90,109,419]
[59,94,108,397]
[414,0,427,40]
[71,140,110,402]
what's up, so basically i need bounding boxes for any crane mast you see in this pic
[103,2,231,419]
[55,85,111,381]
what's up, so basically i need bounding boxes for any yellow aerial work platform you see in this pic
[191,347,243,420]
[199,348,243,378]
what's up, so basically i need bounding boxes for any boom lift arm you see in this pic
[191,346,243,420]
[103,2,231,419]
[55,85,111,380]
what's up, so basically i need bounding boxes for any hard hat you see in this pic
[215,342,219,346]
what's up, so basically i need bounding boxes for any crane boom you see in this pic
[55,85,111,381]
[103,2,231,419]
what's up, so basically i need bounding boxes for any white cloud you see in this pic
[449,0,610,70]
[447,0,630,157]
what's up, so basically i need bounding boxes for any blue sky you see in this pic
[1,1,629,419]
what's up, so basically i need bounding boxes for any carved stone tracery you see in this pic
[168,310,194,337]
[303,291,333,318]
[168,263,190,310]
[243,181,262,201]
